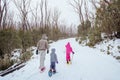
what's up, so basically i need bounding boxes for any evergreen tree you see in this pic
[0,28,22,57]
[95,0,120,38]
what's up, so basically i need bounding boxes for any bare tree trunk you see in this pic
[44,0,51,28]
[0,0,2,29]
[40,0,44,27]
[103,0,110,5]
[0,0,8,29]
[45,0,48,27]
[84,1,89,20]
[52,8,61,28]
[13,0,31,31]
[90,0,98,9]
[3,0,7,29]
[69,0,84,25]
[48,8,61,40]
[31,3,39,29]
[7,12,14,29]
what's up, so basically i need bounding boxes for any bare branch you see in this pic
[69,0,84,24]
[90,0,99,9]
[52,8,61,27]
[103,0,110,5]
[13,0,32,31]
[39,0,44,27]
[0,0,9,29]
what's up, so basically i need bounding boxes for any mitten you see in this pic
[36,49,38,55]
[47,50,49,54]
[72,51,75,54]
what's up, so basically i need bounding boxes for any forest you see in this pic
[0,0,120,70]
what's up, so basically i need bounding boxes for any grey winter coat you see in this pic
[50,48,58,63]
[37,34,49,51]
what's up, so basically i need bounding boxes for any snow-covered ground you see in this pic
[0,38,120,80]
[95,39,120,57]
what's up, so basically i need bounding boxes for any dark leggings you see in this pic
[50,62,56,71]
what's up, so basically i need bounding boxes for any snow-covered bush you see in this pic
[0,55,14,70]
[75,37,79,42]
[48,40,54,43]
[95,39,120,59]
[87,29,102,47]
[26,46,36,52]
[20,51,33,62]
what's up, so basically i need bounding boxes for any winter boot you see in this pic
[67,61,69,64]
[41,67,45,72]
[69,60,72,64]
[53,70,56,74]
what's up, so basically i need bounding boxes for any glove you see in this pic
[36,50,38,55]
[56,61,58,64]
[47,50,49,54]
[72,51,75,54]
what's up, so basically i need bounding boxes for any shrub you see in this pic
[20,51,33,62]
[87,28,102,47]
[0,28,22,57]
[0,55,14,70]
[79,40,82,44]
[107,50,110,55]
[18,30,33,52]
[75,37,79,41]
[116,56,120,60]
[118,46,120,49]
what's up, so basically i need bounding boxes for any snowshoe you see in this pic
[48,70,52,77]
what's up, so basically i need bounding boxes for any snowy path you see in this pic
[1,38,120,80]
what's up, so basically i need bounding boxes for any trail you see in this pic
[1,38,120,80]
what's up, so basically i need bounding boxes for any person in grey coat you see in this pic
[37,34,49,72]
[49,48,58,73]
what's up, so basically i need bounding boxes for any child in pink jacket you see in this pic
[65,42,74,64]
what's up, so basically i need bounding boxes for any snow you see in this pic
[95,39,120,57]
[0,38,120,80]
[11,49,22,62]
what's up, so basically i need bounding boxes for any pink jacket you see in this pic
[65,42,73,54]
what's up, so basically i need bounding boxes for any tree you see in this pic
[69,0,84,24]
[50,8,61,40]
[69,0,91,38]
[0,0,9,29]
[0,28,22,57]
[95,0,120,38]
[78,19,91,37]
[13,0,32,31]
[18,29,33,52]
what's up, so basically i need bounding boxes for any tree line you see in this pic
[70,0,120,46]
[1,0,119,70]
[0,0,76,70]
[0,0,76,57]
